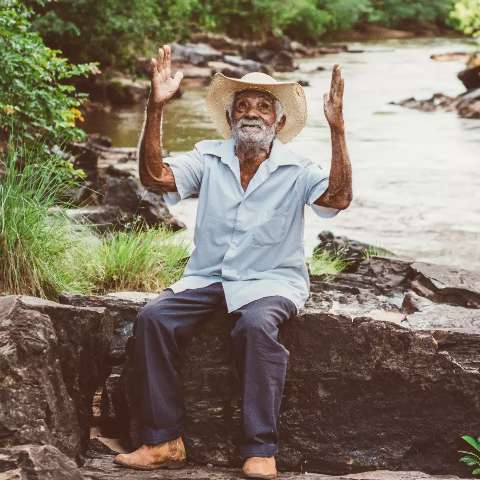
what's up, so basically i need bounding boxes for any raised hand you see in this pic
[148,44,183,107]
[323,64,344,130]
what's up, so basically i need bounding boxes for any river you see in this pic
[84,37,480,271]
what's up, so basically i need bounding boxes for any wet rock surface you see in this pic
[314,230,396,261]
[56,250,480,477]
[394,51,480,119]
[0,295,113,460]
[0,296,82,459]
[61,135,184,233]
[0,444,86,479]
[79,458,472,480]
[391,89,480,119]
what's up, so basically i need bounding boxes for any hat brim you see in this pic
[205,73,307,143]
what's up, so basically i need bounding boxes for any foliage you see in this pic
[307,247,351,276]
[21,0,461,66]
[25,0,164,71]
[0,0,96,146]
[365,0,454,27]
[450,0,480,37]
[458,434,480,476]
[0,134,189,299]
[85,222,189,294]
[0,136,88,297]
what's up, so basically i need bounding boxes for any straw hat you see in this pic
[205,72,307,143]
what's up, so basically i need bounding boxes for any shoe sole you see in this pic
[113,458,187,471]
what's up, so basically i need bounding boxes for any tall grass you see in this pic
[0,137,89,297]
[87,225,189,293]
[0,137,189,299]
[307,247,351,276]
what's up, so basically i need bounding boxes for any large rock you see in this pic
[245,46,297,72]
[0,444,86,479]
[314,230,395,261]
[0,296,81,458]
[456,88,480,119]
[0,296,113,459]
[391,89,480,119]
[171,42,224,66]
[60,254,480,476]
[58,292,157,438]
[61,136,185,232]
[458,65,480,91]
[190,32,246,54]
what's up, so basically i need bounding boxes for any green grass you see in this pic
[361,245,394,260]
[0,137,189,299]
[307,247,351,276]
[0,137,90,297]
[86,224,189,294]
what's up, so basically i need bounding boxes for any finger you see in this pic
[164,44,171,78]
[157,47,164,76]
[162,44,169,69]
[149,58,157,79]
[338,78,344,100]
[332,65,342,100]
[330,72,337,101]
[174,70,184,86]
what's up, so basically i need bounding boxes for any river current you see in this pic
[84,38,480,270]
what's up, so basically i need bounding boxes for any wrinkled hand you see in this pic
[148,44,183,107]
[323,64,344,130]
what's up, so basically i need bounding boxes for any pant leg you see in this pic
[229,295,297,458]
[133,282,226,445]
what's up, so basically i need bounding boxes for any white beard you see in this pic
[231,117,277,157]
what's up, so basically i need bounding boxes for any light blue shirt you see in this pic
[162,137,341,315]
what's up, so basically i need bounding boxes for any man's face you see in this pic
[231,90,277,128]
[228,90,285,152]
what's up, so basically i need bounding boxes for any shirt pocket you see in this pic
[251,206,289,247]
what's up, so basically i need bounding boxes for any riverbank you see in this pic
[2,252,480,478]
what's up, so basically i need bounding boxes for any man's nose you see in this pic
[244,111,260,120]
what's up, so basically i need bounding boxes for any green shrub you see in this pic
[366,0,454,27]
[25,0,164,71]
[0,0,96,146]
[0,136,89,297]
[450,0,480,37]
[86,223,189,294]
[0,135,189,298]
[307,247,350,276]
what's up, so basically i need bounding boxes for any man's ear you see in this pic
[226,111,232,129]
[275,114,286,134]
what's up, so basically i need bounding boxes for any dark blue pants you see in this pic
[133,281,297,458]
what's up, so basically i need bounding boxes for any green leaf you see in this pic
[459,455,478,466]
[462,435,480,453]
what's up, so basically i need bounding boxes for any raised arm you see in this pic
[137,44,183,191]
[315,64,352,210]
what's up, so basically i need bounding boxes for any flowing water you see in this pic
[84,37,480,271]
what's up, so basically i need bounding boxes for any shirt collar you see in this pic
[202,137,301,167]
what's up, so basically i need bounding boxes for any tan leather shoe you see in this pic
[113,437,186,470]
[242,456,277,479]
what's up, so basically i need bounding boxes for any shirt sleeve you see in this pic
[304,163,341,218]
[162,146,205,207]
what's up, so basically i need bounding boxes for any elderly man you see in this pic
[113,44,352,478]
